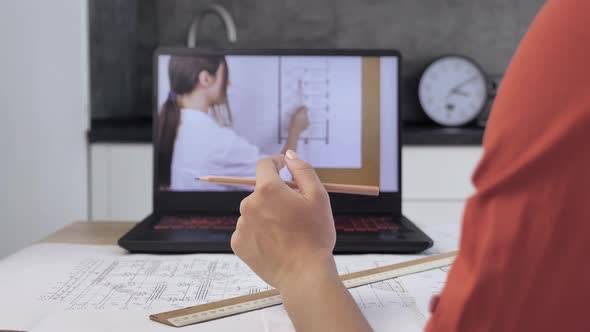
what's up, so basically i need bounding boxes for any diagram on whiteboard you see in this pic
[226,55,362,168]
[279,57,331,144]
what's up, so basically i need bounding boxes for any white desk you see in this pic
[1,219,461,332]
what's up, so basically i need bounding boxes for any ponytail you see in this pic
[157,96,181,189]
[158,55,228,189]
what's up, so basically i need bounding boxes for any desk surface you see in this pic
[4,220,459,332]
[40,221,136,245]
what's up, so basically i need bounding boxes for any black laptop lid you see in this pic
[152,48,402,216]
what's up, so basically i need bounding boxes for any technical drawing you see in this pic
[38,255,271,312]
[279,57,331,144]
[38,253,429,315]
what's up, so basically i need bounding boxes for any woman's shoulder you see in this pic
[178,109,225,135]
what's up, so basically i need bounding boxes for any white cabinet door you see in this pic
[403,200,467,226]
[402,147,483,200]
[90,144,153,221]
[402,146,482,228]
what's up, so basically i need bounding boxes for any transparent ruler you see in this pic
[150,251,457,327]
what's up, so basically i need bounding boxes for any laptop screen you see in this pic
[156,53,399,194]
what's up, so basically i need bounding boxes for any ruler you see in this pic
[150,251,456,327]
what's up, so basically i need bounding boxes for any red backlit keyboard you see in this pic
[155,216,237,231]
[154,216,399,232]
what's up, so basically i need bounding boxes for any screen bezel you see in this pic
[153,47,402,216]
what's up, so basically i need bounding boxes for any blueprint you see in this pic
[0,222,459,331]
[36,249,429,315]
[38,253,271,312]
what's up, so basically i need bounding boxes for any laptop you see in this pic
[118,47,433,254]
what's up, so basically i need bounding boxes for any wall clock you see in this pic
[418,55,488,126]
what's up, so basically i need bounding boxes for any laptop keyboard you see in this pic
[154,216,399,232]
[334,216,399,232]
[155,216,237,231]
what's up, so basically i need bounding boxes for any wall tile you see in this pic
[90,0,545,122]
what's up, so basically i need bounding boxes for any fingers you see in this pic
[232,217,249,255]
[239,197,250,216]
[298,105,308,113]
[235,215,245,231]
[297,107,309,122]
[293,106,308,123]
[255,155,286,190]
[284,150,327,201]
[301,108,309,124]
[230,227,242,255]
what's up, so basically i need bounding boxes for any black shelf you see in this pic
[88,118,152,143]
[402,124,485,146]
[89,120,485,146]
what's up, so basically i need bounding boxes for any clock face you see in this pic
[419,56,488,126]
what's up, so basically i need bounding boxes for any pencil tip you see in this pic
[195,177,203,181]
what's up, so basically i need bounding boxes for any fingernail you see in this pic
[285,149,298,160]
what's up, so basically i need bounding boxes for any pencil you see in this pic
[196,176,380,196]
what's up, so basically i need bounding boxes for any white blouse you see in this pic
[170,108,263,191]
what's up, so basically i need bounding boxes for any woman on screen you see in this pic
[158,55,309,191]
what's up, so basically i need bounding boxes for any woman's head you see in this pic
[168,55,229,107]
[158,55,231,189]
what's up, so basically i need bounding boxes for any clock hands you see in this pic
[444,75,479,112]
[441,75,475,113]
[450,89,470,97]
[451,75,478,93]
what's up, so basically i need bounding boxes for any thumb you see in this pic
[285,149,325,199]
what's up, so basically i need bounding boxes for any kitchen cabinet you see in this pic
[90,144,482,225]
[90,144,153,221]
[402,147,481,200]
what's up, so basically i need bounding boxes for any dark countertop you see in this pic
[88,119,485,146]
[89,118,153,143]
[402,124,485,146]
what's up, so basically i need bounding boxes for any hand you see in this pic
[232,151,371,332]
[289,106,310,134]
[231,151,337,290]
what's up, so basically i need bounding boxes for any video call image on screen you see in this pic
[157,54,398,193]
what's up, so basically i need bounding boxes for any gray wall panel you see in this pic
[90,0,545,122]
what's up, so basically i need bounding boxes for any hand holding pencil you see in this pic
[230,150,372,330]
[229,151,339,287]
